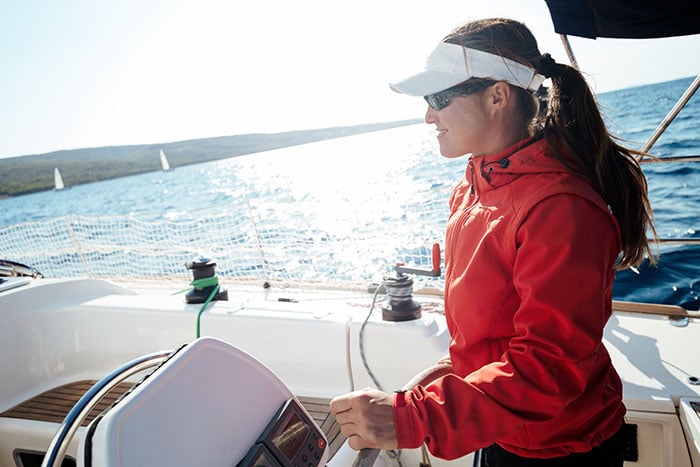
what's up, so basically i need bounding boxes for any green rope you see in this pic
[191,276,220,289]
[175,276,221,338]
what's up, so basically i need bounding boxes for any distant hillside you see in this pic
[0,119,421,198]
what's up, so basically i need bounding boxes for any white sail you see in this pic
[54,167,64,190]
[159,149,170,171]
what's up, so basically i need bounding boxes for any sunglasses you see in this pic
[424,80,495,110]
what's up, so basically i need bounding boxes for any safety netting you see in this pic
[0,200,448,289]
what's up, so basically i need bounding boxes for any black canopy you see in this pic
[544,0,700,39]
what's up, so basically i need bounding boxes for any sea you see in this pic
[0,77,698,310]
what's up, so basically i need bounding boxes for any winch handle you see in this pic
[395,243,442,277]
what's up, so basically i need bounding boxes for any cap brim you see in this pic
[389,71,467,97]
[389,42,545,97]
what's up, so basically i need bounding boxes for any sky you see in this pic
[1,0,699,159]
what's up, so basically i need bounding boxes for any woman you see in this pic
[330,18,656,466]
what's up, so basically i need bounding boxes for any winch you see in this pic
[381,243,442,322]
[185,257,228,304]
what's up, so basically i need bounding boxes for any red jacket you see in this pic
[393,137,625,459]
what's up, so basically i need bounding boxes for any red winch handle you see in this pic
[432,243,441,273]
[395,243,442,277]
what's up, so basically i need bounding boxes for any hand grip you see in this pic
[432,243,441,273]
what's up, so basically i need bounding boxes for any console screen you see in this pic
[270,412,309,461]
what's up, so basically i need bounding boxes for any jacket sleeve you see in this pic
[392,194,620,460]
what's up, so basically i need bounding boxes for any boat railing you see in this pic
[640,75,700,154]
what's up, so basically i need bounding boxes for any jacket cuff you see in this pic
[392,390,424,449]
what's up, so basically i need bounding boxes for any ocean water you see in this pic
[0,77,698,309]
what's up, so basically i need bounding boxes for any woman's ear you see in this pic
[482,82,512,115]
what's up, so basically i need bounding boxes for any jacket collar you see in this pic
[467,136,571,190]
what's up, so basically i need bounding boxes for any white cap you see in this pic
[390,42,546,96]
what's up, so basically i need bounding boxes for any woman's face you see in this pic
[424,83,512,159]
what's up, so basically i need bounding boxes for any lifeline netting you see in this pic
[0,201,448,288]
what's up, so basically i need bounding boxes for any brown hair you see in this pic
[443,18,656,269]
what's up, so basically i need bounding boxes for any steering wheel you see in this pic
[40,351,172,467]
[352,363,453,467]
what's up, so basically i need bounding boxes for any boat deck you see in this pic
[1,381,132,427]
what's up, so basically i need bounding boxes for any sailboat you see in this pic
[159,149,171,171]
[53,167,64,191]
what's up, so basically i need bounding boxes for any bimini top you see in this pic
[390,42,546,97]
[545,0,700,39]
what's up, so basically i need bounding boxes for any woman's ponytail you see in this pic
[541,60,657,269]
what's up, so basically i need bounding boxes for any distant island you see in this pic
[0,119,422,198]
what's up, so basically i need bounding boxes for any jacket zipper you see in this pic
[468,159,477,196]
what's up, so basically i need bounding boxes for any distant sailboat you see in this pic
[159,149,171,171]
[54,167,65,190]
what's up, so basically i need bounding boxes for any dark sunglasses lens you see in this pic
[424,81,493,110]
[424,92,450,110]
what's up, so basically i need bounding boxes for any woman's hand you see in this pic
[437,354,452,366]
[329,388,398,450]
